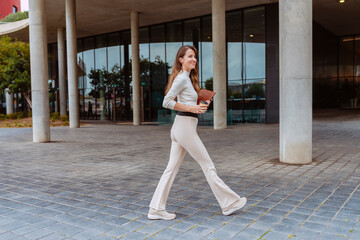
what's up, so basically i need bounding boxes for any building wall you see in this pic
[0,0,21,20]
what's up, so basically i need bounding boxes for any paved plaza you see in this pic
[0,111,360,240]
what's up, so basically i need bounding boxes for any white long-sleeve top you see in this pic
[162,70,198,110]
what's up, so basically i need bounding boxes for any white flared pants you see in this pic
[149,115,240,211]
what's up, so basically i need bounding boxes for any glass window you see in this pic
[166,21,183,74]
[83,37,96,118]
[77,39,85,89]
[83,38,95,97]
[77,39,86,119]
[355,36,360,108]
[242,7,265,123]
[339,37,354,78]
[339,37,355,107]
[94,35,108,120]
[355,36,360,77]
[150,25,166,121]
[107,32,120,71]
[13,6,17,13]
[120,31,132,121]
[226,10,243,123]
[95,35,107,70]
[139,27,151,121]
[106,33,120,121]
[201,16,213,89]
[184,18,200,50]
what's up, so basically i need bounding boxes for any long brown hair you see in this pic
[165,45,200,95]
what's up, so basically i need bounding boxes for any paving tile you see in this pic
[318,232,348,240]
[153,228,183,239]
[23,228,55,240]
[0,231,22,240]
[294,228,321,239]
[207,229,235,239]
[260,230,289,240]
[169,221,193,232]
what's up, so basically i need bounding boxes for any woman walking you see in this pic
[148,45,246,220]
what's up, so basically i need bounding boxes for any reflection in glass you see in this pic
[121,31,132,121]
[243,7,265,123]
[77,39,86,118]
[339,37,355,107]
[107,33,120,121]
[150,25,167,121]
[227,10,243,123]
[184,18,200,50]
[201,16,213,89]
[71,5,268,124]
[166,21,183,74]
[95,35,107,120]
[139,28,150,121]
[83,37,95,119]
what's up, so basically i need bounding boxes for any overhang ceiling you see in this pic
[1,0,359,43]
[45,0,277,43]
[313,0,360,37]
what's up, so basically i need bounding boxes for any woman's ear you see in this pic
[179,57,183,64]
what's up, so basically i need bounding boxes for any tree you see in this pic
[245,83,265,99]
[205,78,213,91]
[0,36,31,108]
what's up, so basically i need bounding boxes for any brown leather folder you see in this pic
[198,89,216,104]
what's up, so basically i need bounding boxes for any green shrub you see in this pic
[0,114,6,120]
[60,115,69,122]
[51,112,60,119]
[5,122,10,127]
[0,11,29,23]
[50,112,60,122]
[16,112,27,118]
[63,120,69,126]
[7,113,17,119]
[28,111,32,117]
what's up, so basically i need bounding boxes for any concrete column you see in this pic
[131,11,141,125]
[212,0,227,129]
[65,0,79,128]
[29,0,50,142]
[5,89,14,115]
[57,28,67,116]
[279,0,312,164]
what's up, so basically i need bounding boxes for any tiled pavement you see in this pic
[0,111,360,240]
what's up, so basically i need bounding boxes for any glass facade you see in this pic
[339,36,360,108]
[226,7,266,123]
[49,5,267,124]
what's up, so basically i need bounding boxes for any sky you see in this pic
[21,0,29,11]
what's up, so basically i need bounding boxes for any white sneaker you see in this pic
[148,208,176,220]
[222,197,247,216]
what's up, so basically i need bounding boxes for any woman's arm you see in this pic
[173,100,210,114]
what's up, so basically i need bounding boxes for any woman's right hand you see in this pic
[190,104,208,114]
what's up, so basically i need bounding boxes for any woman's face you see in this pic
[179,49,197,72]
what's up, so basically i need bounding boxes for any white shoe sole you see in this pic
[147,213,176,220]
[222,197,247,216]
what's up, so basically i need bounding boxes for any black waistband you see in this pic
[177,111,198,118]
